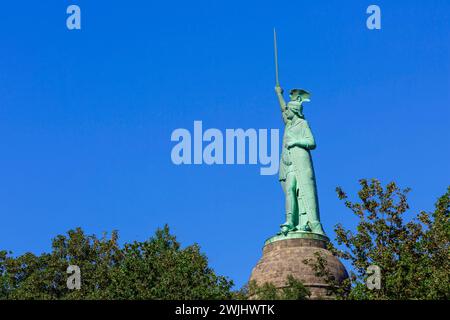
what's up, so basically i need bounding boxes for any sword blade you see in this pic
[273,28,279,86]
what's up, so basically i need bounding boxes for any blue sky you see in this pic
[0,1,449,289]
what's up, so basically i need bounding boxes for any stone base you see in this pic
[265,230,329,245]
[249,237,348,299]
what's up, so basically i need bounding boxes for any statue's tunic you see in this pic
[279,117,321,224]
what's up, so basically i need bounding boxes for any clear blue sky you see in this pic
[0,1,449,289]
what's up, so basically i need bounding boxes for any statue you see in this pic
[248,30,348,299]
[273,29,325,237]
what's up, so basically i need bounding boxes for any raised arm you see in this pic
[275,86,286,112]
[275,86,288,124]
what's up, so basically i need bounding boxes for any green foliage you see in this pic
[310,179,449,300]
[0,225,233,300]
[246,276,311,300]
[2,179,448,300]
[106,226,233,299]
[282,275,311,300]
[247,281,278,300]
[303,252,351,299]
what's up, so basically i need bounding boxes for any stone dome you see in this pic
[249,237,348,299]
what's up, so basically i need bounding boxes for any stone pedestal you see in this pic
[249,235,348,299]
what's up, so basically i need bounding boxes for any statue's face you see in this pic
[285,107,295,120]
[287,100,304,120]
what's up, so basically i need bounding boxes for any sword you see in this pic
[273,28,280,87]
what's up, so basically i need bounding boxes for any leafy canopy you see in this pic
[318,179,449,300]
[0,225,233,300]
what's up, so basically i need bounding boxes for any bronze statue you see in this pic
[273,29,325,236]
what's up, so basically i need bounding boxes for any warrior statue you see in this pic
[273,29,325,236]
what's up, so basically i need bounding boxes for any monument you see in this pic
[249,30,348,299]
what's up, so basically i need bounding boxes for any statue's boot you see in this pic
[310,221,325,235]
[278,213,296,235]
[298,224,312,232]
[278,224,295,235]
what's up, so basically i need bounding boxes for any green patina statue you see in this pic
[271,29,326,241]
[275,86,325,236]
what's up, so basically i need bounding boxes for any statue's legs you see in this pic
[304,185,325,235]
[279,172,298,235]
[296,166,326,235]
[298,204,310,231]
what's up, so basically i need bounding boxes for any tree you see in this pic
[106,225,233,299]
[309,179,449,300]
[0,225,233,300]
[244,276,311,300]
